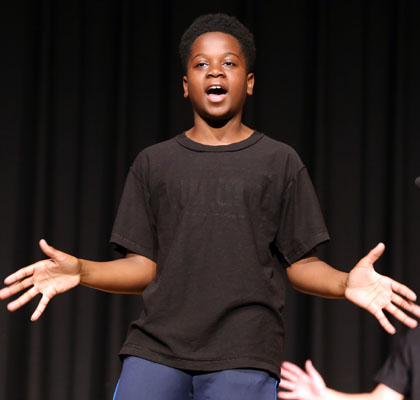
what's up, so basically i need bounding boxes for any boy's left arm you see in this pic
[286,243,420,334]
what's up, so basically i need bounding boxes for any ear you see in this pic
[246,73,254,96]
[183,75,189,98]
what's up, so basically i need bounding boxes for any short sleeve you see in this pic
[374,333,411,396]
[110,166,157,261]
[275,167,330,264]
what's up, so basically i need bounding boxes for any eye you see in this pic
[195,62,208,68]
[223,61,236,67]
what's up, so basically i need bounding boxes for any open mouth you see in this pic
[206,85,227,102]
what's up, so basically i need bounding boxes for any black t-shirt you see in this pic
[374,327,420,398]
[110,131,330,379]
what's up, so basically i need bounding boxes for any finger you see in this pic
[305,359,322,380]
[4,264,36,285]
[0,276,33,299]
[385,302,418,329]
[277,390,297,399]
[370,307,396,335]
[280,368,299,383]
[280,366,303,383]
[280,368,296,380]
[363,242,385,265]
[31,294,51,321]
[281,361,305,375]
[409,304,420,319]
[7,286,39,312]
[277,379,294,391]
[39,239,64,262]
[390,280,417,302]
[390,291,420,318]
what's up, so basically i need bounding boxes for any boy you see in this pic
[1,13,420,400]
[278,326,420,399]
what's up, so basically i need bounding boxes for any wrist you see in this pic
[342,272,350,298]
[324,387,344,400]
[78,258,89,284]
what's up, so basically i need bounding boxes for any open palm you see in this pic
[278,360,326,400]
[0,239,81,321]
[345,243,420,334]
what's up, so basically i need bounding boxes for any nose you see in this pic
[207,64,225,78]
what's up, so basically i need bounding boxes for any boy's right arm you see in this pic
[278,360,404,400]
[0,239,156,321]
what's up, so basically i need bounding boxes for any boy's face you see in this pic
[183,32,254,123]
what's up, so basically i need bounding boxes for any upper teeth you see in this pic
[210,86,222,89]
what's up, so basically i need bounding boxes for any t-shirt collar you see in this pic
[176,131,264,152]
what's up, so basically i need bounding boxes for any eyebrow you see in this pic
[191,52,240,60]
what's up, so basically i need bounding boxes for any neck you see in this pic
[186,117,254,145]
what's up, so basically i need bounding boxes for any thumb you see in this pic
[305,360,323,382]
[363,242,385,265]
[39,239,62,260]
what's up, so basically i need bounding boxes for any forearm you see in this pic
[323,388,376,400]
[323,384,402,400]
[79,253,156,294]
[286,255,348,298]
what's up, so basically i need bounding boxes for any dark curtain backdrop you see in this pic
[1,1,420,399]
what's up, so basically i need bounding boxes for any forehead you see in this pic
[189,32,243,59]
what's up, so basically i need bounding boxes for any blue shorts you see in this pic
[113,356,278,400]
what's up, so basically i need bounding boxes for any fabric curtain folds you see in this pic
[1,1,420,399]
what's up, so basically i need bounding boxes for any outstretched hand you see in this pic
[345,242,420,334]
[0,239,81,321]
[278,360,326,400]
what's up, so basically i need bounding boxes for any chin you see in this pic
[207,120,230,128]
[204,108,236,121]
[202,114,231,128]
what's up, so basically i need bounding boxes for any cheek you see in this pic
[186,79,203,101]
[233,79,250,98]
[232,73,249,90]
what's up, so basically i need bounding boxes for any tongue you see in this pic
[208,93,226,102]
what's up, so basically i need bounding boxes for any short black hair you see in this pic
[179,13,256,74]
